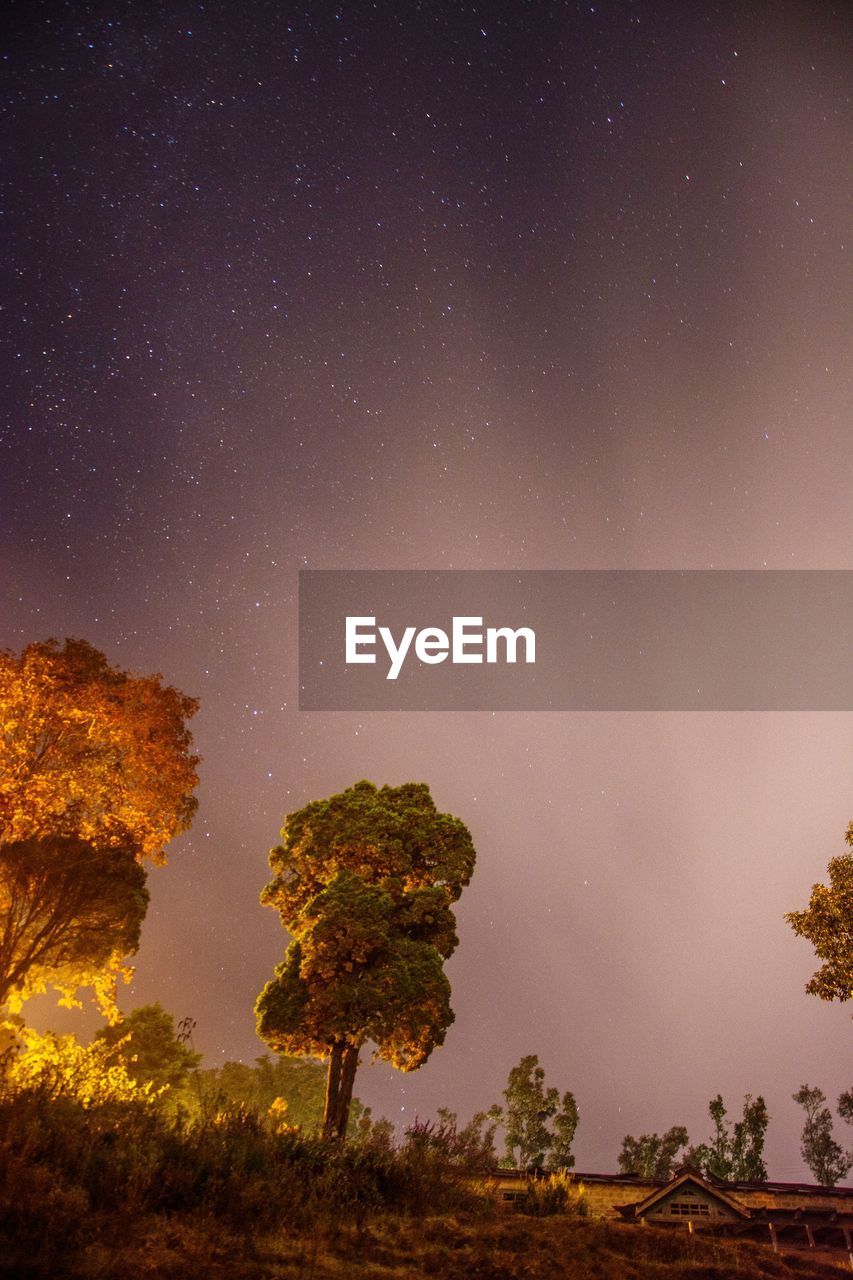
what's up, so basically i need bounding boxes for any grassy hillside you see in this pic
[1,1085,849,1280]
[5,1211,851,1280]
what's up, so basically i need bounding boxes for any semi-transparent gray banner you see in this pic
[298,570,853,711]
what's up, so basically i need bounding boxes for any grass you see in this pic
[6,1211,852,1280]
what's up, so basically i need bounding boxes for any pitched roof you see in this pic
[616,1169,751,1221]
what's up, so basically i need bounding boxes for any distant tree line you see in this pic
[618,1094,769,1182]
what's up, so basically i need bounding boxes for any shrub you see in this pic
[516,1169,587,1217]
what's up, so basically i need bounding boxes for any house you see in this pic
[615,1167,749,1227]
[490,1164,853,1260]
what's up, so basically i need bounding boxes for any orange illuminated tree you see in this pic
[0,638,199,860]
[256,781,476,1139]
[0,638,199,1012]
[786,824,853,1011]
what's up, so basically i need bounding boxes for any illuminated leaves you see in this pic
[0,835,148,1018]
[786,843,853,1007]
[0,638,199,862]
[4,1024,162,1106]
[0,638,199,1014]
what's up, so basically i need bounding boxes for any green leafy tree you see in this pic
[550,1092,580,1170]
[786,831,853,1009]
[503,1055,556,1169]
[197,1053,368,1134]
[729,1094,770,1181]
[255,781,476,1139]
[94,1003,201,1093]
[198,1054,324,1121]
[689,1094,769,1182]
[500,1054,579,1169]
[618,1126,689,1179]
[354,1110,396,1147]
[793,1084,853,1186]
[701,1095,731,1177]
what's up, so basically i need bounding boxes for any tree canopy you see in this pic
[618,1126,689,1180]
[0,835,148,1013]
[786,834,853,1009]
[94,1003,201,1094]
[618,1094,768,1182]
[793,1084,853,1187]
[500,1054,579,1170]
[255,780,476,1139]
[0,639,199,1013]
[688,1094,769,1182]
[0,638,199,862]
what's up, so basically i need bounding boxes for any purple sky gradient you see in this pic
[1,0,850,1177]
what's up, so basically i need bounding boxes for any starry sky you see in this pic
[1,1,851,1179]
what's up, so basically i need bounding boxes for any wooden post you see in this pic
[842,1225,852,1270]
[768,1222,778,1253]
[805,1224,815,1248]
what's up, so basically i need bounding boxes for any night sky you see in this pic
[1,1,851,1179]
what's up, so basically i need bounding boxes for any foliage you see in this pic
[550,1090,580,1169]
[793,1083,853,1187]
[838,1088,853,1125]
[94,1004,201,1095]
[516,1168,588,1217]
[409,1107,503,1178]
[0,638,199,861]
[0,1090,845,1279]
[500,1054,579,1170]
[689,1094,769,1182]
[354,1108,397,1147]
[0,834,148,1016]
[0,639,199,1014]
[0,1087,489,1258]
[786,835,853,1009]
[196,1051,367,1134]
[395,1113,505,1216]
[618,1126,689,1179]
[1,1024,159,1106]
[256,780,476,1138]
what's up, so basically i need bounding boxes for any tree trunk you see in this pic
[334,1042,361,1139]
[323,1041,344,1140]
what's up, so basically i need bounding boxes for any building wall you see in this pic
[487,1171,659,1218]
[731,1185,853,1214]
[486,1170,853,1223]
[581,1178,651,1219]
